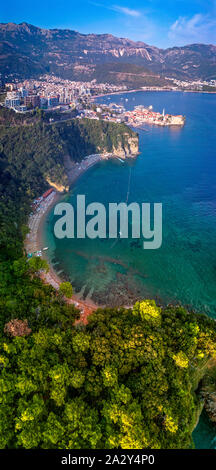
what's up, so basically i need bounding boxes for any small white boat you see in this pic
[118,158,124,163]
[43,247,49,251]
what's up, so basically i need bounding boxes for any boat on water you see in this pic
[118,158,125,163]
[43,247,49,251]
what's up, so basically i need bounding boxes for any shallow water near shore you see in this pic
[43,90,216,447]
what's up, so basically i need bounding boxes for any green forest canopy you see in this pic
[1,298,216,449]
[0,108,216,449]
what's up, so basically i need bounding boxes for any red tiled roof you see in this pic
[43,188,54,199]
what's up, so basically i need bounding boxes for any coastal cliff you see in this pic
[0,110,139,198]
[112,134,139,158]
[46,177,69,193]
[199,361,216,425]
[56,118,139,161]
[55,118,139,186]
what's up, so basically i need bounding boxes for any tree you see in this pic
[132,299,161,325]
[28,257,49,274]
[59,282,73,298]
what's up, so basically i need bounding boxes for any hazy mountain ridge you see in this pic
[0,22,216,81]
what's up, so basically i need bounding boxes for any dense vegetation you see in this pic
[0,108,216,449]
[56,118,137,161]
[0,110,137,196]
[0,120,68,193]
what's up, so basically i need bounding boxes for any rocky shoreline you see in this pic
[199,360,216,427]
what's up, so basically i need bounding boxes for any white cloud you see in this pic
[168,14,216,45]
[111,5,141,17]
[89,2,141,18]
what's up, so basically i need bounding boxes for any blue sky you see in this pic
[1,0,216,47]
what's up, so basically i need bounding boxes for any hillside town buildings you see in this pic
[3,75,127,113]
[3,74,216,115]
[124,106,185,126]
[2,73,216,127]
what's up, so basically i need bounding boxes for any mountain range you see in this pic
[0,22,216,83]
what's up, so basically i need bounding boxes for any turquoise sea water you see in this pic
[43,91,216,447]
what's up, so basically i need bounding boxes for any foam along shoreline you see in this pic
[64,151,138,187]
[25,190,60,256]
[64,152,103,185]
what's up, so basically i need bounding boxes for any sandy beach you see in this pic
[25,191,60,255]
[24,153,107,323]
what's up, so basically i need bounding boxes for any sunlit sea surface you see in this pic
[43,91,216,447]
